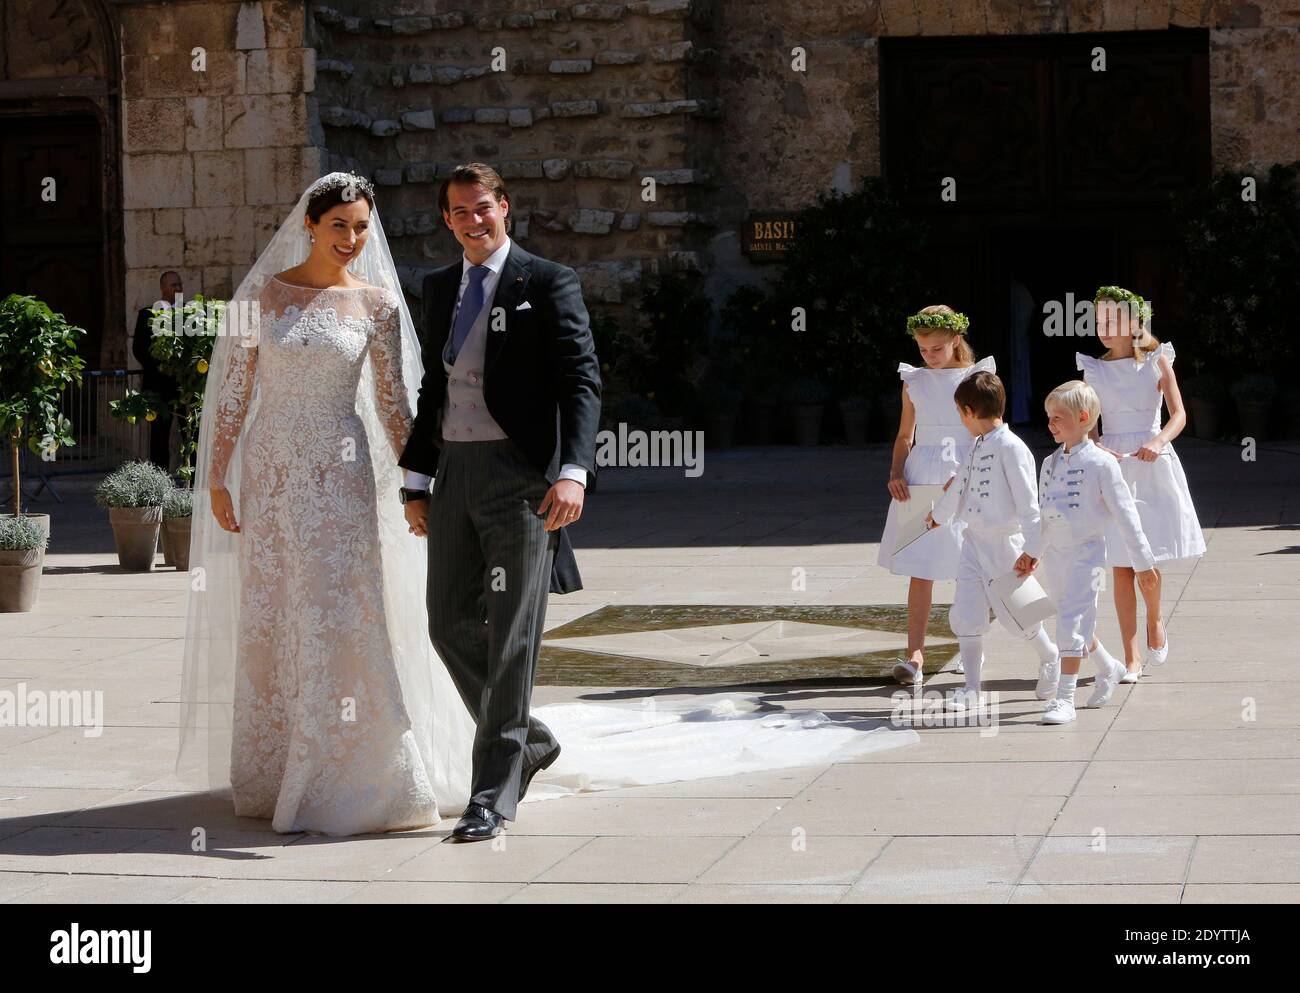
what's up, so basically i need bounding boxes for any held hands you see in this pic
[404,497,428,537]
[887,476,910,501]
[1013,553,1038,577]
[924,512,937,530]
[1136,567,1159,592]
[210,486,240,533]
[539,479,584,531]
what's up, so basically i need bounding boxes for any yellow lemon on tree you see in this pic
[145,411,157,422]
[196,358,209,374]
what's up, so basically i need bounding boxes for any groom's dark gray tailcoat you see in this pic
[399,238,601,820]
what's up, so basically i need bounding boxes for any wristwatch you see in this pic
[398,487,429,505]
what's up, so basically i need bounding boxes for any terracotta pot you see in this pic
[164,516,192,572]
[839,401,869,445]
[791,403,824,447]
[746,400,777,445]
[706,411,737,449]
[160,521,175,567]
[109,505,162,572]
[0,546,44,611]
[1235,400,1271,442]
[1185,396,1221,440]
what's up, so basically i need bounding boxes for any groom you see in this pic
[398,163,602,841]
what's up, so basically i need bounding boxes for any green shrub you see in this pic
[0,515,48,551]
[94,461,173,509]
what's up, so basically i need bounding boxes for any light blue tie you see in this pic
[448,265,489,364]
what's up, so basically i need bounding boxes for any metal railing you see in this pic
[0,370,152,503]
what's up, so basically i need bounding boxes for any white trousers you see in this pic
[1037,535,1107,657]
[949,528,1044,641]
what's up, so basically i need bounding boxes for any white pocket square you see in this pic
[514,300,532,311]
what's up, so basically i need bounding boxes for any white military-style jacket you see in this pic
[930,423,1040,537]
[1022,437,1156,571]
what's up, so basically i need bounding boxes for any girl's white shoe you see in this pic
[1036,659,1060,700]
[1145,631,1170,667]
[1119,664,1144,684]
[953,654,964,674]
[891,658,922,686]
[1042,698,1076,725]
[1086,657,1126,708]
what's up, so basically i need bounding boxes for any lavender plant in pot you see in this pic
[162,485,193,572]
[94,461,173,571]
[0,514,49,612]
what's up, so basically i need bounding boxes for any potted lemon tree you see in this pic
[0,293,85,611]
[111,294,218,567]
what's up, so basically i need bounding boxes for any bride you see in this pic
[177,172,919,837]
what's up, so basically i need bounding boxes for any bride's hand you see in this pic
[404,497,428,538]
[210,486,240,533]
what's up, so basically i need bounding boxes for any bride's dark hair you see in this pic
[306,174,376,221]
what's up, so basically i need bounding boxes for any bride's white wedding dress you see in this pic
[207,278,443,834]
[177,173,920,838]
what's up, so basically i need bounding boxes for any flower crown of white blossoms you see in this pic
[305,171,375,202]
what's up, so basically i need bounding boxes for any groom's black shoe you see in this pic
[519,744,561,803]
[449,803,504,842]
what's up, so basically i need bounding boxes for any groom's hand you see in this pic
[404,497,429,537]
[539,479,584,531]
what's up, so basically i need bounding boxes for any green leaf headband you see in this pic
[1094,285,1153,323]
[906,311,970,336]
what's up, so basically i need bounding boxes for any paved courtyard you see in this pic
[1,434,1298,903]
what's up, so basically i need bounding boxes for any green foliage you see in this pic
[907,311,970,335]
[163,485,193,519]
[1176,161,1300,381]
[1230,373,1279,404]
[0,294,87,516]
[773,177,930,395]
[94,460,173,509]
[636,270,713,417]
[145,295,223,483]
[0,515,48,551]
[109,388,165,425]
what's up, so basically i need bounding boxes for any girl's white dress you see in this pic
[1077,342,1206,567]
[876,356,996,580]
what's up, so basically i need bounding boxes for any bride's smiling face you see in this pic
[307,199,371,268]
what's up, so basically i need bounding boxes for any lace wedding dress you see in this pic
[206,278,450,835]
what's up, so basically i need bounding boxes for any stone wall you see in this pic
[118,0,321,367]
[111,0,1297,336]
[308,0,718,305]
[715,0,1300,220]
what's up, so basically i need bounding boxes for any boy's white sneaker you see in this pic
[1042,698,1076,725]
[1086,657,1126,708]
[946,687,980,711]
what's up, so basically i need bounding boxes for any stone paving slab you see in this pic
[0,440,1296,902]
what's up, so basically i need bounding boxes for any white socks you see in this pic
[958,637,983,693]
[1056,669,1079,706]
[1091,640,1122,677]
[1029,626,1058,664]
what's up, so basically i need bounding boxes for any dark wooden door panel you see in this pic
[0,115,103,361]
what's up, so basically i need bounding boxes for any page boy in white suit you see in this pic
[926,371,1059,710]
[1015,381,1158,726]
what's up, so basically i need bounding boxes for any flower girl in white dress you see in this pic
[1078,287,1206,681]
[877,306,994,685]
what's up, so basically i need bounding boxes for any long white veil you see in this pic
[176,173,474,814]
